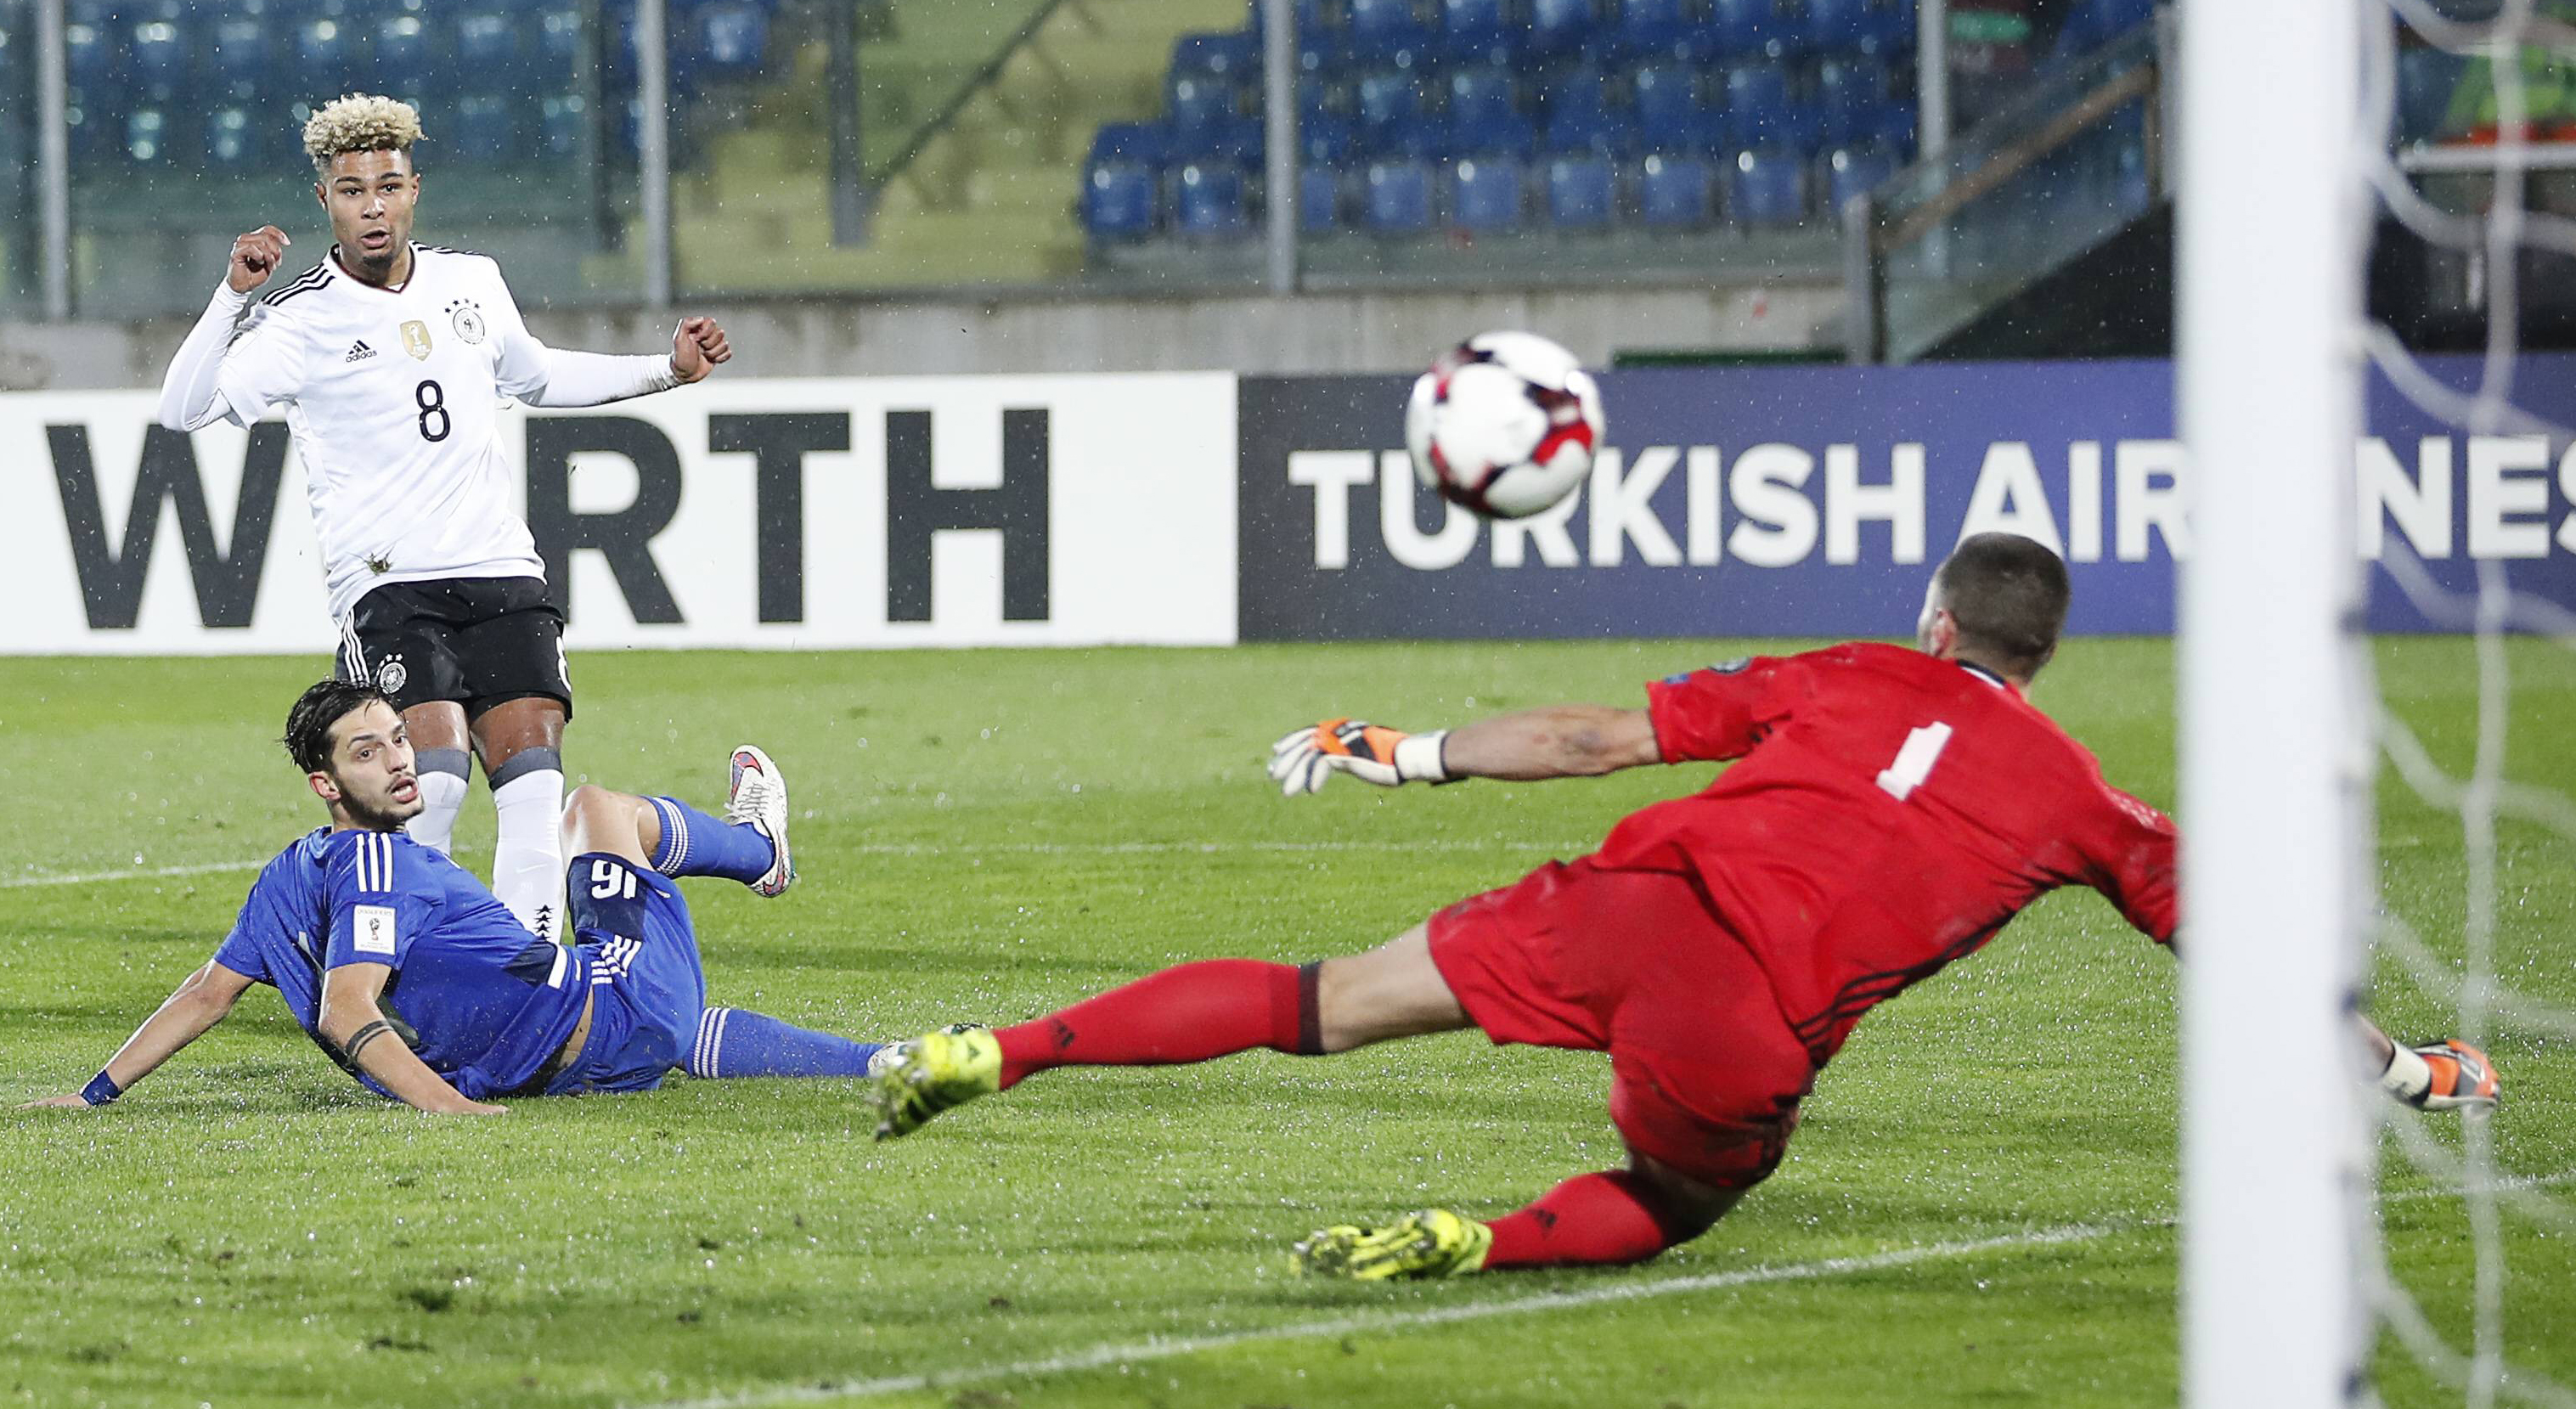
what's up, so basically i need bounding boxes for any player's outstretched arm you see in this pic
[2359,1013,2500,1113]
[1270,706,1658,795]
[318,962,506,1115]
[19,960,254,1108]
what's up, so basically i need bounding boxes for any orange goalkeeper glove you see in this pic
[1268,719,1452,796]
[2383,1039,2500,1113]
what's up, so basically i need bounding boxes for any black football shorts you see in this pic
[335,575,573,720]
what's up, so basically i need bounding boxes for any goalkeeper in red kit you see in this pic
[871,533,2500,1279]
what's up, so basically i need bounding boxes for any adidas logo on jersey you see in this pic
[344,340,377,363]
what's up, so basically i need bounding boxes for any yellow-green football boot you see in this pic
[870,1025,1002,1140]
[1291,1209,1495,1280]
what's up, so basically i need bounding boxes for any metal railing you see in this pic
[1845,18,2173,363]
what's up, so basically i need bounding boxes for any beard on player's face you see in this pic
[319,705,424,831]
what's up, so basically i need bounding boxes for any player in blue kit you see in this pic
[23,680,884,1113]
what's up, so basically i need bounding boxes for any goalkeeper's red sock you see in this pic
[1481,1170,1694,1269]
[993,960,1321,1090]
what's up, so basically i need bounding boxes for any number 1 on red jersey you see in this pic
[1876,723,1953,802]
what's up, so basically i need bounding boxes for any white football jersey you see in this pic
[213,244,551,619]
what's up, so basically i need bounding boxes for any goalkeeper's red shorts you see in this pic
[1426,856,1814,1191]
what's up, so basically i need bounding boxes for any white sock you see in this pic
[490,768,566,943]
[404,754,472,856]
[2379,1042,2432,1102]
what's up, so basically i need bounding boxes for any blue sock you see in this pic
[686,1006,882,1079]
[647,796,775,886]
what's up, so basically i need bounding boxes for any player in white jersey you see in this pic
[155,94,733,943]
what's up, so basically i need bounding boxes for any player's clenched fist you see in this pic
[227,225,292,293]
[669,316,732,383]
[1269,718,1452,796]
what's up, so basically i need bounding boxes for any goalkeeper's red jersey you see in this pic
[1616,642,2177,1064]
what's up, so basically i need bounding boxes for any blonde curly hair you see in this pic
[302,93,424,172]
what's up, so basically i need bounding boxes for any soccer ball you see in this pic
[1404,331,1607,520]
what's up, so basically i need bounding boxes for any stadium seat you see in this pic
[295,12,357,80]
[455,92,516,164]
[1722,60,1815,151]
[1355,66,1425,129]
[535,3,584,75]
[1440,0,1512,63]
[1346,0,1433,60]
[1607,0,1703,63]
[1300,164,1346,229]
[207,15,265,99]
[1539,65,1615,134]
[1081,159,1160,240]
[1175,161,1254,238]
[690,0,769,82]
[453,7,521,79]
[1547,104,1638,155]
[1527,0,1598,59]
[1300,113,1359,163]
[63,9,111,93]
[2396,45,2469,144]
[1708,0,1800,59]
[123,106,172,165]
[374,13,434,94]
[1818,55,1893,144]
[1363,156,1436,232]
[1450,155,1527,229]
[1634,150,1717,225]
[1630,61,1702,133]
[127,12,189,100]
[1808,0,1913,54]
[1172,116,1264,164]
[1729,145,1807,225]
[1823,141,1897,212]
[205,105,266,170]
[1091,121,1170,166]
[537,92,589,161]
[1168,73,1242,134]
[1446,65,1520,127]
[1363,115,1451,157]
[1454,110,1538,155]
[1545,152,1617,228]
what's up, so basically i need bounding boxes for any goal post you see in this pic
[2175,0,2374,1402]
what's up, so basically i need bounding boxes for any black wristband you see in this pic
[341,1019,396,1064]
[80,1069,122,1106]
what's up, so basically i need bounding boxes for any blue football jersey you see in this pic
[212,827,589,1100]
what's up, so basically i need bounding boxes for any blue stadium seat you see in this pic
[1446,65,1519,127]
[1171,116,1263,163]
[1527,0,1598,59]
[1709,0,1801,59]
[1722,60,1814,151]
[1607,0,1703,62]
[455,92,516,163]
[1362,115,1451,157]
[123,106,172,165]
[1823,142,1897,212]
[453,7,521,79]
[63,10,112,93]
[1167,72,1241,133]
[205,106,266,170]
[1300,113,1359,163]
[691,0,769,82]
[1818,55,1892,144]
[1441,0,1511,63]
[537,92,588,161]
[207,15,265,99]
[1175,161,1253,237]
[1091,121,1170,165]
[1364,157,1436,231]
[295,11,358,79]
[535,3,584,74]
[1808,0,1912,54]
[1081,159,1161,240]
[1301,164,1345,229]
[1728,145,1806,225]
[2055,0,2152,56]
[1547,105,1639,153]
[1540,64,1614,131]
[127,13,189,99]
[374,12,434,93]
[1346,0,1433,60]
[1454,110,1538,155]
[1355,66,1424,128]
[1634,150,1716,225]
[1451,155,1527,229]
[1630,61,1701,132]
[1546,152,1617,228]
[2396,46,2469,143]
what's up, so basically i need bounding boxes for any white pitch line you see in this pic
[633,1169,2576,1409]
[0,838,1592,889]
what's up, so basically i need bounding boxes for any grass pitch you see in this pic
[2,639,2569,1409]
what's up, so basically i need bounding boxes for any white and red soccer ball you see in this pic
[1404,330,1606,520]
